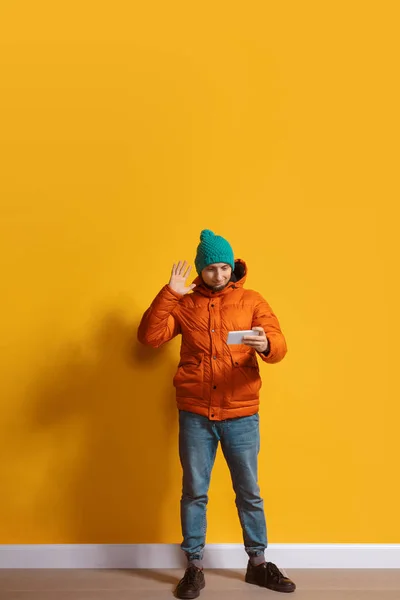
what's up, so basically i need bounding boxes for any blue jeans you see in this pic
[179,410,268,561]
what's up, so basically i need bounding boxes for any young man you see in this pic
[138,229,296,597]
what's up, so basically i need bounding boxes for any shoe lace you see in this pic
[184,566,200,585]
[266,562,284,581]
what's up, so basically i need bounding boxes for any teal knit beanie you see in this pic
[195,229,235,274]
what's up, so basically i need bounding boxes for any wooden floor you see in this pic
[0,569,399,599]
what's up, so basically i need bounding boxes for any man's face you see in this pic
[201,263,233,292]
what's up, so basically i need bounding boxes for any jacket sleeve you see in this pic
[137,285,182,348]
[252,293,287,364]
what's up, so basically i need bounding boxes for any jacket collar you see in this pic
[192,259,247,297]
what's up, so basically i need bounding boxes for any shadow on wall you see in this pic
[25,308,180,548]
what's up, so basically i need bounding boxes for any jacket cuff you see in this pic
[262,338,271,357]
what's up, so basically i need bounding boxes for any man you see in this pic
[138,229,296,597]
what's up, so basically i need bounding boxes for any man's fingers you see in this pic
[243,334,266,341]
[174,260,190,276]
[243,339,264,346]
[171,261,193,281]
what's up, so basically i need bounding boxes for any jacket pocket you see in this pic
[231,351,259,369]
[173,353,205,399]
[230,351,261,400]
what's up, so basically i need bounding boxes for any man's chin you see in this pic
[202,279,230,292]
[211,283,228,292]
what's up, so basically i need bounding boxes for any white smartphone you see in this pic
[226,330,260,345]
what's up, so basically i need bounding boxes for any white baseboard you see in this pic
[0,544,399,569]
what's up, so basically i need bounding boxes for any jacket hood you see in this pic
[192,259,247,297]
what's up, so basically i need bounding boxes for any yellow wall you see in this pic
[0,1,399,544]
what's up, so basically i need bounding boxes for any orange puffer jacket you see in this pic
[138,260,287,420]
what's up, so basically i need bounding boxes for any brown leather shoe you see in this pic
[175,565,205,599]
[245,561,296,593]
